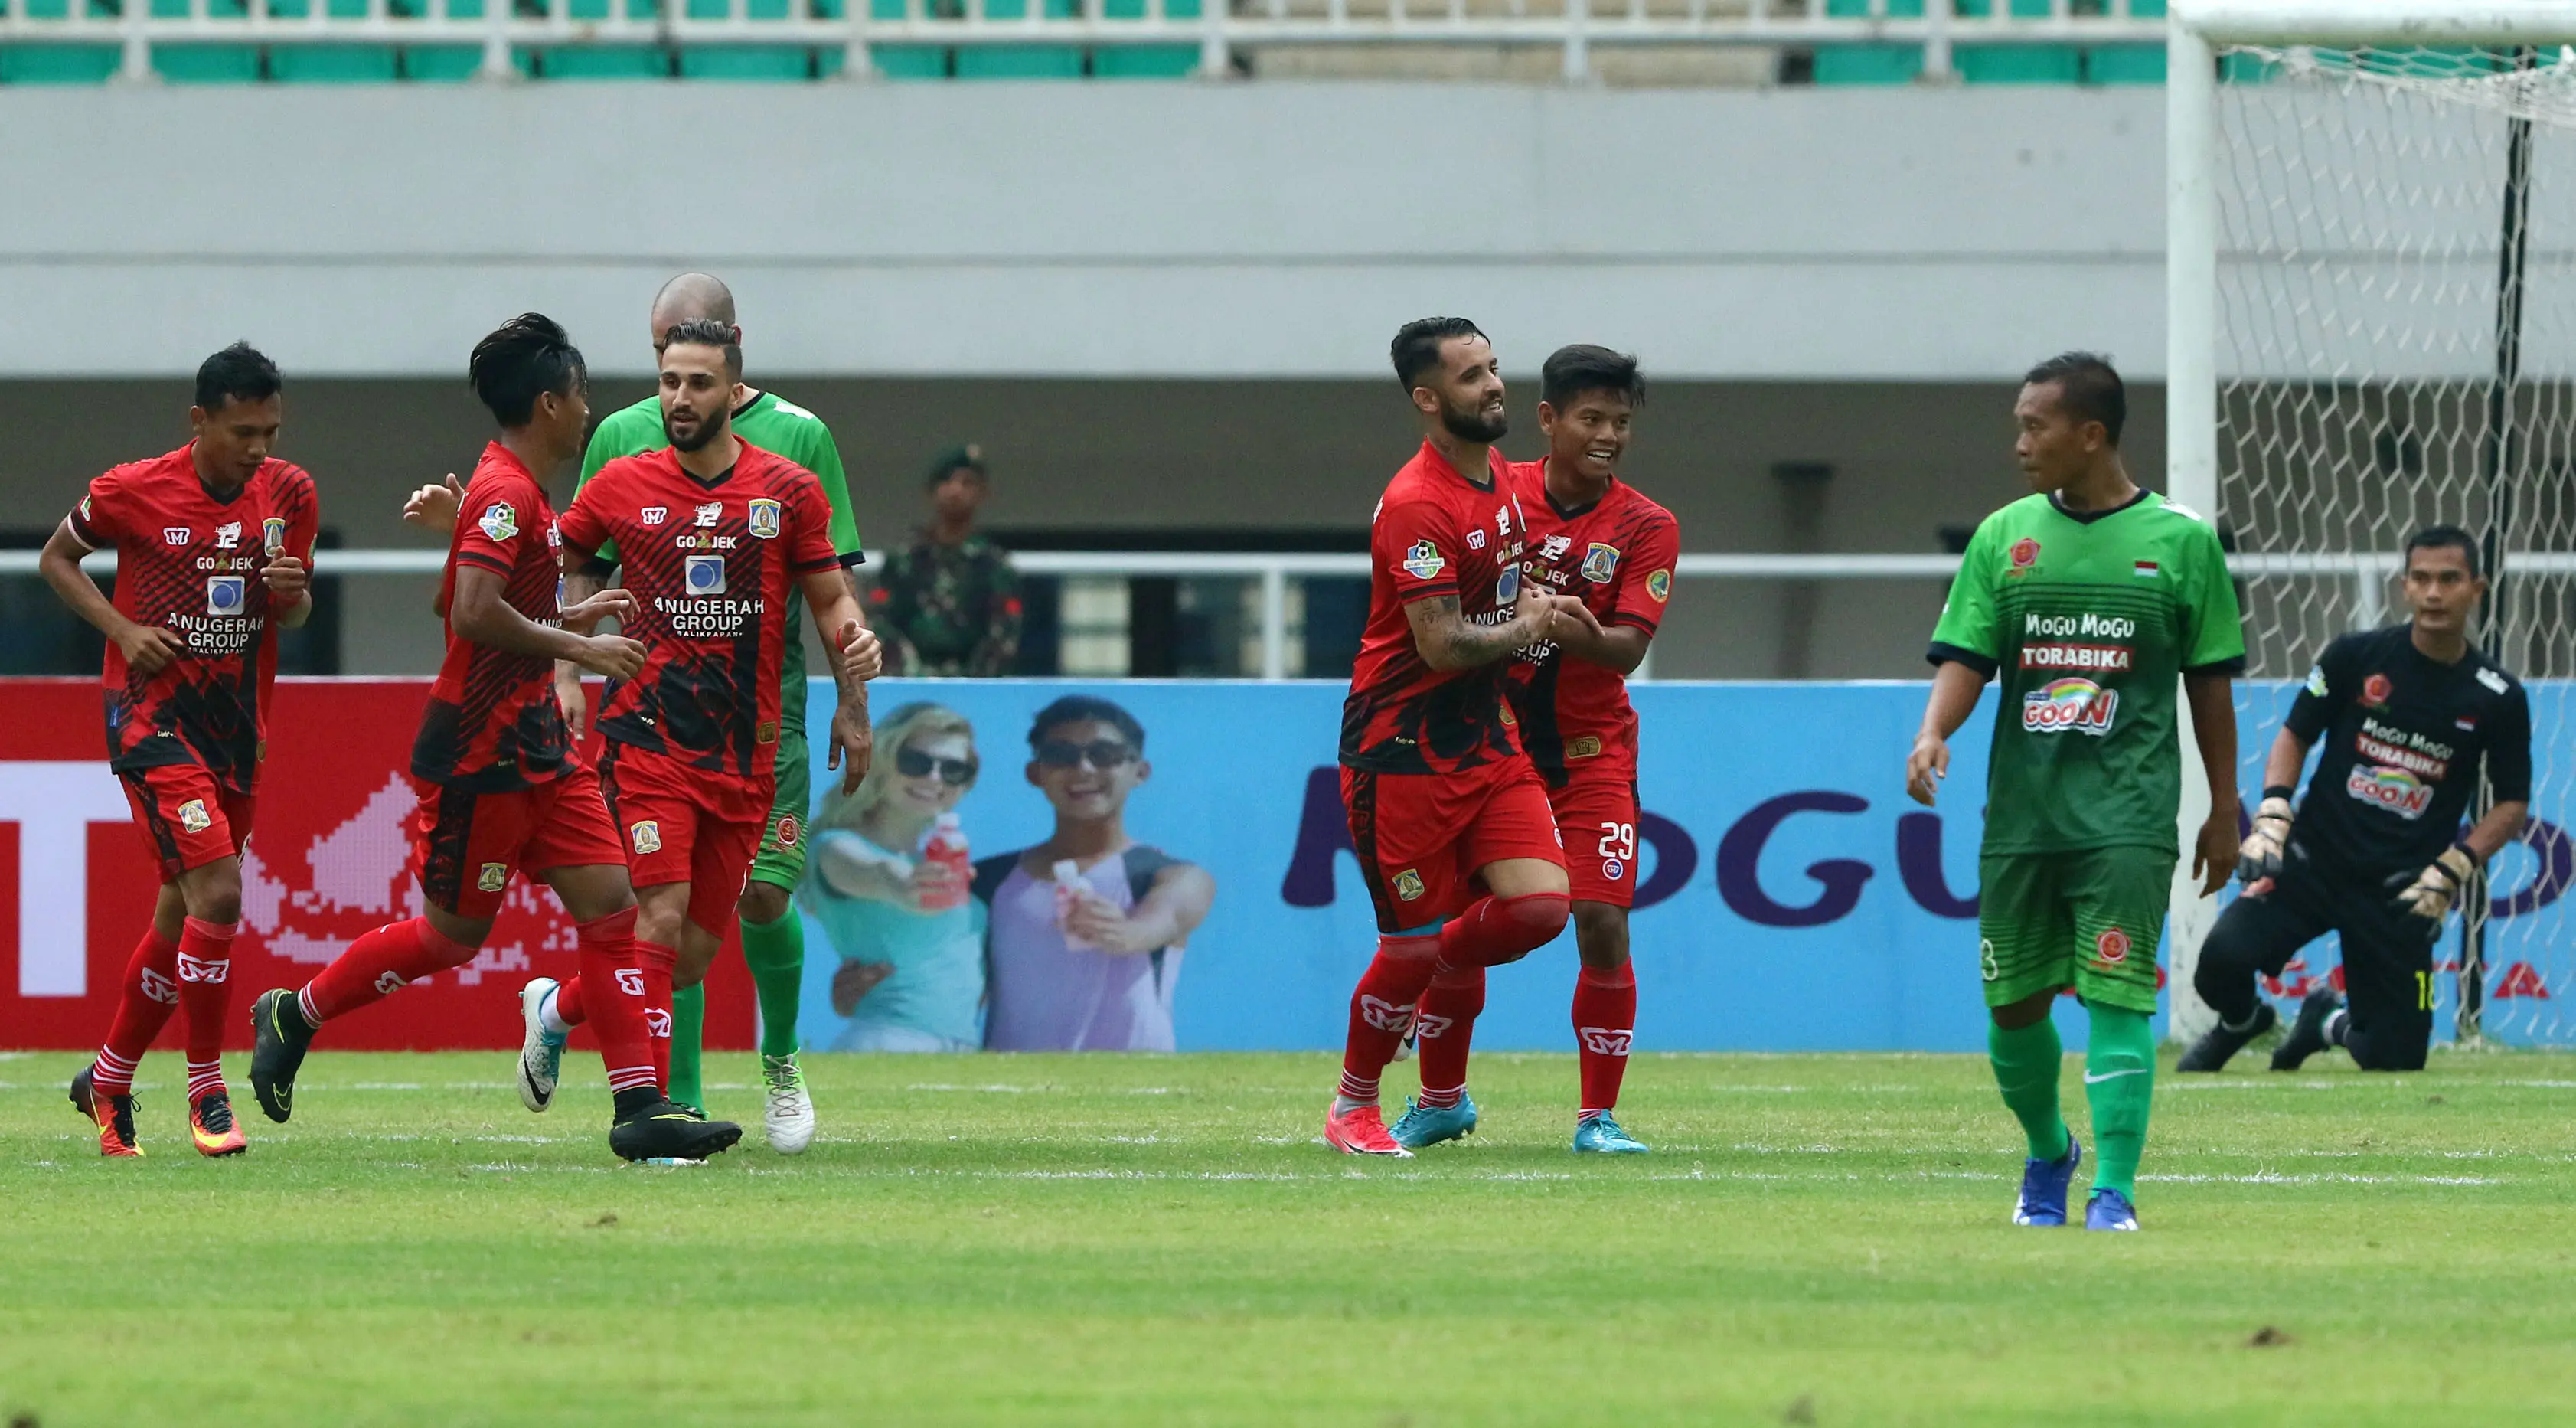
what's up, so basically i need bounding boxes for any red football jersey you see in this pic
[1339,440,1532,775]
[557,440,840,792]
[66,443,320,794]
[410,442,577,792]
[1501,460,1680,779]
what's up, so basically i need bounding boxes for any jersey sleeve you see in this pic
[2179,520,2248,675]
[787,472,841,577]
[1375,493,1461,604]
[556,474,612,568]
[2486,681,2534,805]
[66,467,129,551]
[2283,634,2353,743]
[278,468,321,568]
[1927,518,2002,673]
[1608,510,1680,633]
[453,472,532,577]
[790,417,867,567]
[573,412,642,567]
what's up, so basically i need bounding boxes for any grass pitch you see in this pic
[3,1047,2572,1426]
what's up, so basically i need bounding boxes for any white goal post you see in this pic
[2166,1,2576,1045]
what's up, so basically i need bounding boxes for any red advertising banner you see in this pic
[0,678,756,1052]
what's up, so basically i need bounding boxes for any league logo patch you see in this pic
[1393,868,1426,902]
[1601,857,1626,882]
[684,554,726,596]
[476,862,509,893]
[206,576,246,616]
[2008,536,2041,573]
[775,814,802,848]
[746,498,782,540]
[1579,542,1621,583]
[214,521,243,551]
[1646,568,1671,603]
[164,527,191,546]
[2094,926,2131,967]
[641,505,668,526]
[693,501,723,528]
[1399,541,1445,582]
[263,517,289,554]
[478,502,519,543]
[630,820,663,855]
[2362,673,2394,709]
[2306,664,2330,698]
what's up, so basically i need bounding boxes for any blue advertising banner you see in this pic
[792,679,2570,1054]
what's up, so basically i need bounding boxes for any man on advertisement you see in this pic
[2179,527,2530,1075]
[1905,352,2243,1233]
[1399,345,1678,1156]
[41,342,318,1158]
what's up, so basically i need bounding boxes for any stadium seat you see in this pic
[952,0,1079,78]
[1813,0,1920,85]
[266,0,372,15]
[867,45,953,78]
[402,45,488,80]
[681,45,815,78]
[0,44,121,83]
[155,45,265,83]
[1955,45,2080,84]
[1092,45,1199,79]
[534,45,672,78]
[2085,44,2163,85]
[271,45,400,82]
[564,0,658,17]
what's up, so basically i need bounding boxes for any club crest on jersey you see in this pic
[641,505,668,526]
[2094,926,2132,967]
[775,814,802,848]
[1399,541,1445,581]
[178,799,213,834]
[2346,764,2434,819]
[1566,736,1602,760]
[214,521,243,550]
[1646,568,1671,603]
[684,554,726,596]
[630,820,663,855]
[693,501,723,528]
[478,502,519,542]
[2007,536,2041,576]
[263,517,288,554]
[2021,677,2117,736]
[746,498,782,540]
[1393,868,1425,902]
[206,576,246,616]
[2362,673,2394,709]
[1579,543,1621,583]
[476,862,509,893]
[164,526,190,545]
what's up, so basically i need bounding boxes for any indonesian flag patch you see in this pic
[2132,560,2159,579]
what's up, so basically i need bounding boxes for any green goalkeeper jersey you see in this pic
[576,390,867,731]
[1928,489,2245,858]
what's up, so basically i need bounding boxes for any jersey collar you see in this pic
[1419,439,1503,492]
[2045,487,2153,526]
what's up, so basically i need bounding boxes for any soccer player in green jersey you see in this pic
[1905,352,2245,1233]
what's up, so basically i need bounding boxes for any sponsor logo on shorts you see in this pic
[1646,568,1671,603]
[263,517,288,554]
[2020,678,2117,736]
[775,814,802,848]
[2007,536,2041,574]
[2094,926,2131,967]
[1566,735,1602,760]
[139,966,178,1005]
[630,819,663,855]
[175,952,227,984]
[206,576,246,616]
[1392,868,1425,902]
[1579,543,1621,583]
[615,968,646,998]
[746,498,782,540]
[2362,673,2393,709]
[476,862,509,893]
[2347,763,2434,819]
[1578,1026,1633,1057]
[1399,541,1445,582]
[1357,995,1414,1032]
[684,554,726,596]
[1601,858,1626,881]
[641,505,668,526]
[177,799,213,834]
[375,971,409,995]
[478,502,519,542]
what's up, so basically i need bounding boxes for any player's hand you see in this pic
[115,619,188,675]
[1904,731,1950,807]
[2388,844,2478,923]
[2237,795,2293,885]
[828,701,874,794]
[554,663,591,744]
[573,634,647,681]
[1509,581,1553,643]
[560,588,636,634]
[838,619,883,681]
[2192,804,2238,898]
[403,474,464,534]
[1547,596,1604,643]
[260,553,310,607]
[830,959,895,1016]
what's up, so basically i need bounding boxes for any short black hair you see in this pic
[2023,351,2127,446]
[468,313,586,428]
[1541,345,1645,410]
[1028,694,1145,753]
[1391,317,1487,393]
[195,341,282,413]
[661,317,743,381]
[2406,524,2483,578]
[926,443,989,489]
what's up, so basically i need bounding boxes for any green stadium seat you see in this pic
[1813,47,1921,85]
[267,0,372,15]
[681,44,815,78]
[1955,45,2080,84]
[149,0,250,15]
[536,44,671,78]
[271,44,399,81]
[563,0,658,19]
[402,45,489,80]
[155,45,264,83]
[867,45,952,78]
[0,44,121,83]
[1101,0,1200,15]
[954,44,1081,78]
[1092,44,1198,78]
[2085,44,2163,84]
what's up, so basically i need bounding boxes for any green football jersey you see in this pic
[576,389,867,729]
[1928,490,2245,858]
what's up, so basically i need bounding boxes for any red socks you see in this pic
[295,917,478,1027]
[577,908,658,1096]
[1438,893,1570,969]
[1573,963,1637,1117]
[89,926,180,1097]
[1336,932,1441,1106]
[1413,965,1487,1109]
[635,939,677,1090]
[175,917,237,1096]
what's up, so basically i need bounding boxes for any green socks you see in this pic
[739,905,805,1061]
[1987,1017,2072,1163]
[2085,1003,2156,1199]
[669,984,705,1111]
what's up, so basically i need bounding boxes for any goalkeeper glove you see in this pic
[2237,793,2294,885]
[2387,844,2480,923]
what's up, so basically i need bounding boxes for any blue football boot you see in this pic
[2085,1187,2140,1232]
[1389,1094,1478,1149]
[1572,1113,1649,1155]
[2012,1139,2083,1227]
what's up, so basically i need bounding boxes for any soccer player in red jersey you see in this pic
[39,343,318,1158]
[530,319,878,1128]
[1405,345,1678,1155]
[242,315,742,1162]
[1325,317,1596,1158]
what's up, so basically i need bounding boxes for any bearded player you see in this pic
[1907,353,2243,1233]
[521,319,877,1152]
[243,315,740,1162]
[2179,527,2529,1075]
[1397,345,1677,1156]
[1325,317,1593,1158]
[41,342,318,1158]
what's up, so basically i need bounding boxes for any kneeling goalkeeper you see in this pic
[2181,527,2531,1074]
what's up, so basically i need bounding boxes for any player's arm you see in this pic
[1908,523,2002,806]
[552,491,619,743]
[800,565,880,795]
[1544,608,1647,674]
[1905,660,1987,807]
[2396,685,2535,921]
[1556,512,1678,675]
[1064,862,1216,957]
[403,474,464,535]
[450,564,643,678]
[1405,587,1555,672]
[2235,725,2314,884]
[263,476,321,631]
[2182,670,2240,898]
[38,514,185,674]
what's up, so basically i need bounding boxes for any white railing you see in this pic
[11,544,2571,680]
[0,0,2170,86]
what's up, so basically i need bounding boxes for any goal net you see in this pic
[2214,40,2576,1044]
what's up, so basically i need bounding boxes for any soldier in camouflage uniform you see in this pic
[870,444,1023,678]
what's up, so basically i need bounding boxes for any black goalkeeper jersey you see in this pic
[2285,623,2532,880]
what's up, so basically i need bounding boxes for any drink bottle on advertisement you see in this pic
[919,812,970,913]
[1053,858,1095,950]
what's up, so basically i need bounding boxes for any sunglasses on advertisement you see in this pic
[1034,740,1136,770]
[895,747,978,786]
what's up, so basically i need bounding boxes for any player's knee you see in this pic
[1989,989,2055,1031]
[738,880,792,926]
[1572,902,1630,969]
[184,869,243,926]
[1487,892,1571,965]
[2345,1028,2427,1073]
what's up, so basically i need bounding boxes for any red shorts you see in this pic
[1340,756,1565,933]
[1546,767,1642,910]
[119,763,256,880]
[407,766,625,920]
[599,742,769,936]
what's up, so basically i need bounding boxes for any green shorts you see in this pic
[752,722,811,891]
[1977,846,2172,1015]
